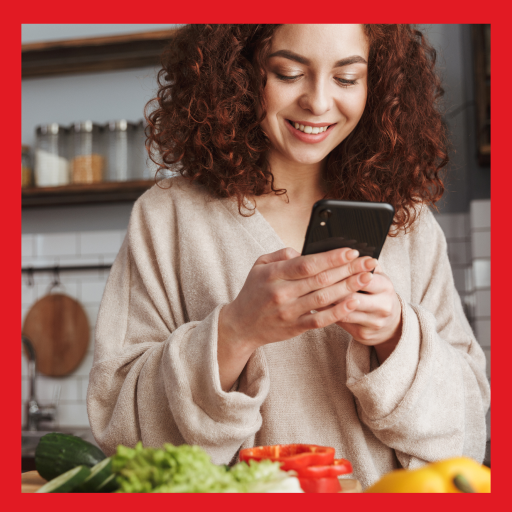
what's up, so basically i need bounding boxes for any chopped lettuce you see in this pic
[111,442,303,493]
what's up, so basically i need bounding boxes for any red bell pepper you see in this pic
[239,444,335,471]
[295,458,353,478]
[298,476,342,493]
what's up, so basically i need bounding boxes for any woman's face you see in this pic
[260,24,369,168]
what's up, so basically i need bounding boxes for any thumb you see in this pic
[255,247,300,266]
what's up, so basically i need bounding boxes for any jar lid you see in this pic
[72,121,103,133]
[107,120,136,132]
[35,123,69,135]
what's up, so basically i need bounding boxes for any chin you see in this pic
[284,151,329,166]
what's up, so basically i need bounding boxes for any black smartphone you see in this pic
[301,199,395,260]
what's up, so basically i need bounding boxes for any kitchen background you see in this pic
[21,24,491,448]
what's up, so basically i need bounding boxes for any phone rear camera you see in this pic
[319,209,332,219]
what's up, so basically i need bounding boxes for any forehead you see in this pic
[270,24,369,62]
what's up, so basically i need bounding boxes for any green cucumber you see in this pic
[36,465,91,493]
[76,457,113,492]
[35,433,106,481]
[96,473,119,493]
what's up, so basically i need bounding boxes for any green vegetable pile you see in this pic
[34,433,303,493]
[112,442,301,493]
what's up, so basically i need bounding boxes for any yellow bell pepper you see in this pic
[365,457,490,493]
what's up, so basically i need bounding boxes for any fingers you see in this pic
[296,291,396,333]
[274,247,360,281]
[255,247,301,266]
[296,271,374,313]
[356,271,390,294]
[296,297,360,331]
[295,255,378,296]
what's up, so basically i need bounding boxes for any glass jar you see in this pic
[71,121,105,184]
[22,145,32,188]
[105,120,137,182]
[34,124,70,187]
[133,119,163,180]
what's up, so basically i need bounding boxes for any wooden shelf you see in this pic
[22,180,156,208]
[22,29,177,78]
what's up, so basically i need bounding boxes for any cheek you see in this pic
[260,83,291,136]
[262,82,292,118]
[350,86,368,120]
[339,91,367,123]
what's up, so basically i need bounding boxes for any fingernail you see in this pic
[359,272,373,284]
[365,258,377,270]
[347,299,359,310]
[347,249,359,260]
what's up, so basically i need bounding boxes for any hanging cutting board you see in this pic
[22,293,90,377]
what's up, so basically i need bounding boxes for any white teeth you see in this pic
[292,122,329,134]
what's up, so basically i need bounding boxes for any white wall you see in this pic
[22,229,126,428]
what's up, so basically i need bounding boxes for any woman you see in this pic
[87,24,490,489]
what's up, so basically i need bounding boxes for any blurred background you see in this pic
[21,24,490,467]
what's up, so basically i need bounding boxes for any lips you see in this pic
[288,120,334,133]
[285,119,335,143]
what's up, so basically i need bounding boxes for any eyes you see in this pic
[275,73,358,88]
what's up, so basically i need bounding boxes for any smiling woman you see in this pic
[260,25,369,170]
[87,24,489,491]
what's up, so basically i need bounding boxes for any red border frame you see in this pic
[7,2,503,510]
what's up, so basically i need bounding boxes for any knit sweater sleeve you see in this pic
[86,185,270,464]
[345,208,490,468]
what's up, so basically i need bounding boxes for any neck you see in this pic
[262,151,327,205]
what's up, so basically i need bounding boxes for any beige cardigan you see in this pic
[87,176,490,489]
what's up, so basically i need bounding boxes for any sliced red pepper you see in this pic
[295,458,353,478]
[298,476,342,493]
[239,444,335,471]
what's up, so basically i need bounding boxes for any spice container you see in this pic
[71,121,105,184]
[34,124,70,187]
[22,145,32,188]
[105,120,137,181]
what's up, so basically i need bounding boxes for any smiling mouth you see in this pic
[287,120,335,134]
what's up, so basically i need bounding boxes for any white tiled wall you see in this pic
[21,229,125,428]
[21,206,491,430]
[434,211,474,323]
[434,202,491,378]
[435,200,491,441]
[470,200,491,380]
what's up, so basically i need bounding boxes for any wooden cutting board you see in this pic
[22,293,90,376]
[22,471,47,493]
[21,471,361,493]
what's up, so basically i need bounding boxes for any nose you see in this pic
[298,77,333,116]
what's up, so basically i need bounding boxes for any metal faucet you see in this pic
[22,335,59,431]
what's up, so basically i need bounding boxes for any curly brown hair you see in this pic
[145,24,448,234]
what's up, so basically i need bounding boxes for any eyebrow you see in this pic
[268,49,367,67]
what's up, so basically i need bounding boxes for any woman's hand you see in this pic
[217,246,375,389]
[220,247,376,350]
[334,262,403,364]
